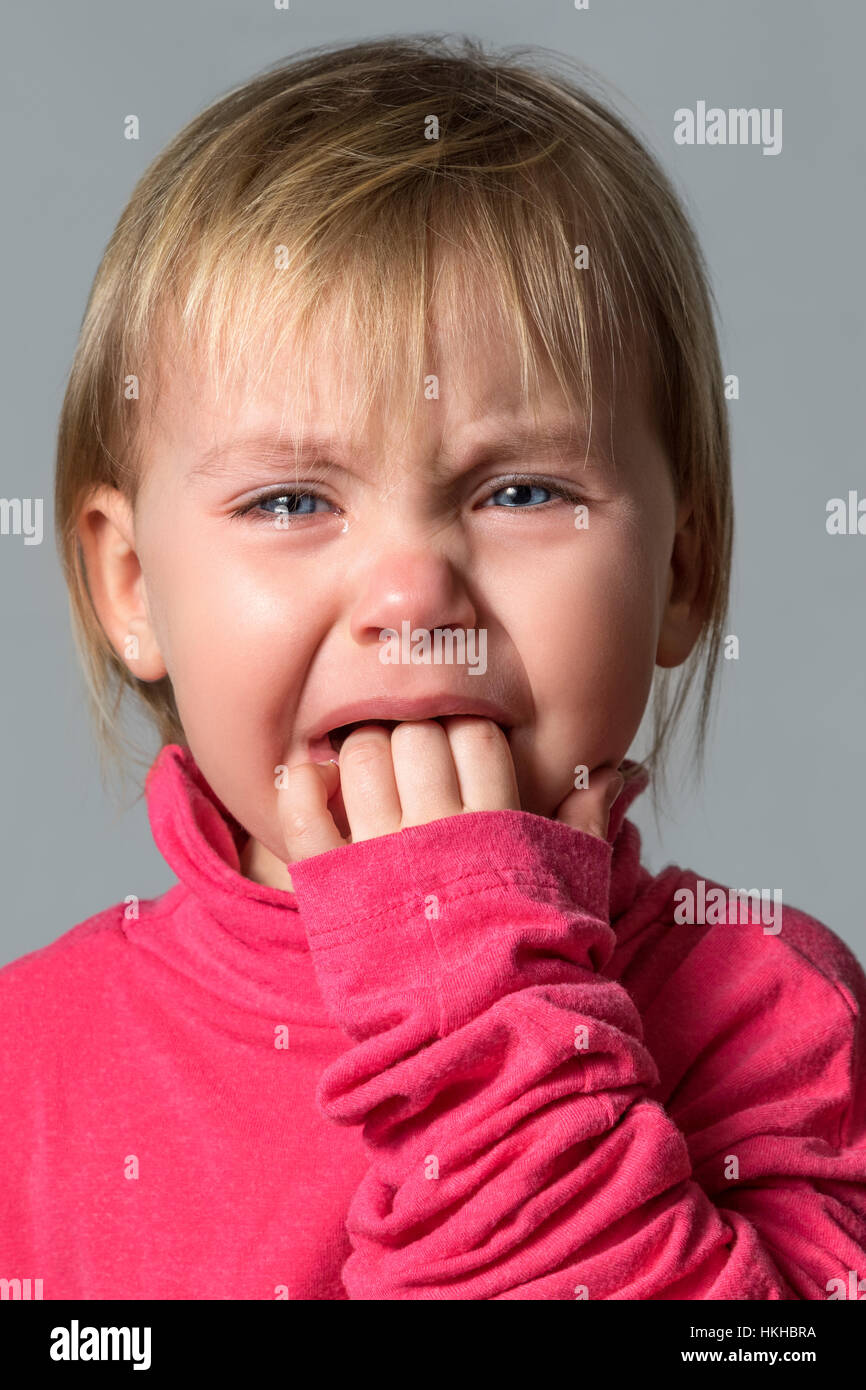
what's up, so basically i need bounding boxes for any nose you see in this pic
[348,546,479,648]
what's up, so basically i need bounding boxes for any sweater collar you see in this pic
[145,744,651,949]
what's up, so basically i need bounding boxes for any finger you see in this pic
[337,724,403,842]
[278,761,346,863]
[390,720,463,826]
[441,716,521,811]
[554,766,624,841]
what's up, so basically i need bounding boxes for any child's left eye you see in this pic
[484,481,578,509]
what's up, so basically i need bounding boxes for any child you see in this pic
[2,35,864,1301]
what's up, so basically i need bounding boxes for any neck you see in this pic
[240,834,298,892]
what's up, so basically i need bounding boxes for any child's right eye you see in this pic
[230,490,333,522]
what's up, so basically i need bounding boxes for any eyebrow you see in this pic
[186,417,610,485]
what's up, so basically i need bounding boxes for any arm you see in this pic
[288,808,866,1299]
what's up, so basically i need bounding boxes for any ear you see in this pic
[656,496,705,669]
[76,485,167,682]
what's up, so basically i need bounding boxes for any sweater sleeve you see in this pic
[286,808,866,1300]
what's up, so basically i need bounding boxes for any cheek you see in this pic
[520,531,659,683]
[146,537,320,731]
[511,526,662,764]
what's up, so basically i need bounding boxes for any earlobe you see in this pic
[77,485,168,682]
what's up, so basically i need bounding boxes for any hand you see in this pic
[279,716,518,863]
[278,716,625,865]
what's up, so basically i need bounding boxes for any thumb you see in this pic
[278,758,345,865]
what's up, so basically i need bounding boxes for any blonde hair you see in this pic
[55,34,732,816]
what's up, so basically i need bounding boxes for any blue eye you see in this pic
[482,476,587,511]
[230,491,330,521]
[488,482,556,508]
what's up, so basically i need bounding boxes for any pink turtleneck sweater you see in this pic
[1,744,864,1300]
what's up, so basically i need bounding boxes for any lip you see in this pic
[308,693,515,748]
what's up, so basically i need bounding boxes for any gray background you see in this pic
[1,1,863,967]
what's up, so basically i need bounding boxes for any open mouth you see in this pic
[328,718,401,752]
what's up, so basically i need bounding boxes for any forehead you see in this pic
[146,288,654,485]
